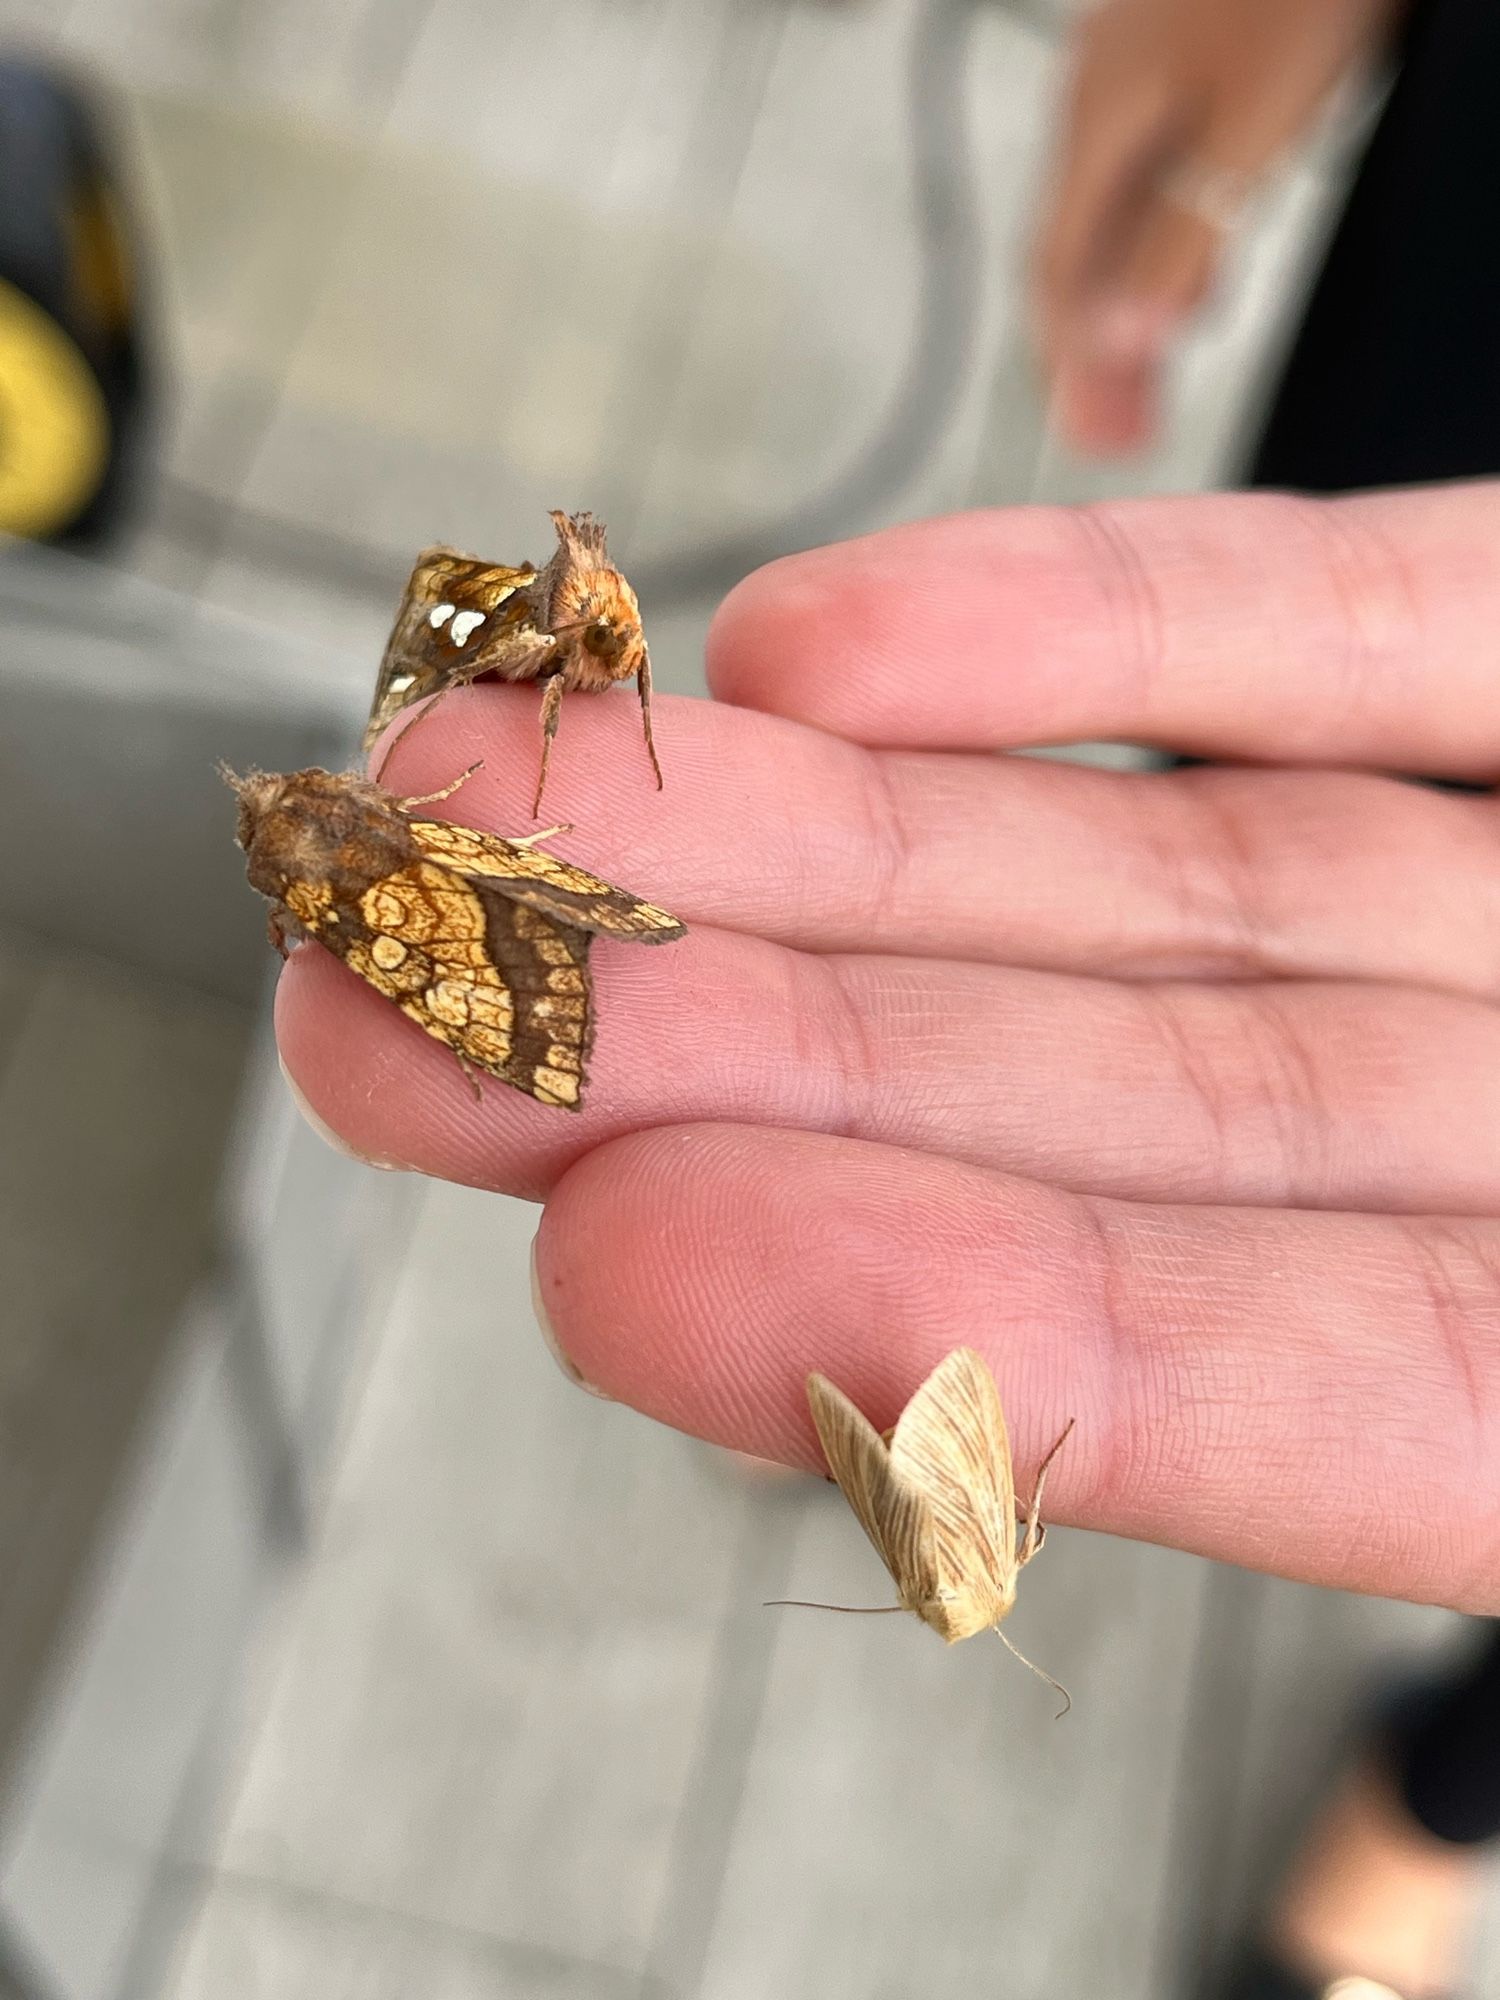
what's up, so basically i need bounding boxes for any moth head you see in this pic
[220,764,288,853]
[581,615,625,662]
[545,511,646,685]
[912,1585,1010,1645]
[224,766,399,906]
[560,568,644,673]
[576,591,646,677]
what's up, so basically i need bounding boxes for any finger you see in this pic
[534,1124,1500,1610]
[372,684,1500,999]
[1112,184,1224,317]
[1051,339,1162,459]
[1047,181,1221,456]
[706,484,1500,777]
[1032,43,1174,359]
[277,922,1500,1215]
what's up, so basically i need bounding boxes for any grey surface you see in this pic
[0,545,363,1001]
[165,1185,1489,2000]
[0,546,409,2000]
[2,1285,270,2000]
[0,931,247,1774]
[0,537,376,1771]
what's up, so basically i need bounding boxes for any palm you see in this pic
[278,484,1500,1613]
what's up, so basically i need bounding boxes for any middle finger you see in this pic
[280,920,1500,1214]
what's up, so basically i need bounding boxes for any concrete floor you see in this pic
[0,0,1494,1993]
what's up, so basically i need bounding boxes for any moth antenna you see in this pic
[995,1627,1071,1719]
[764,1599,905,1615]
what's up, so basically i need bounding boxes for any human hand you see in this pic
[279,483,1500,1612]
[1032,0,1399,454]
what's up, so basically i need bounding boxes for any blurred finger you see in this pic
[535,1124,1500,1610]
[1049,171,1225,454]
[1032,46,1173,357]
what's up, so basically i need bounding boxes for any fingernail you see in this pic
[278,1056,408,1171]
[530,1236,612,1398]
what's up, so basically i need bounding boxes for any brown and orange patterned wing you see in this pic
[364,546,551,753]
[285,853,594,1108]
[404,817,685,944]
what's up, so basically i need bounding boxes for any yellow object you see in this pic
[0,275,110,538]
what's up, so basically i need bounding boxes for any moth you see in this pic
[364,510,661,817]
[777,1349,1074,1709]
[226,763,684,1109]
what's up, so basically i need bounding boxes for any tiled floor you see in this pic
[1,0,1495,1994]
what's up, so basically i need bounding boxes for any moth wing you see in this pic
[806,1371,940,1612]
[305,857,594,1110]
[364,549,543,751]
[405,818,686,943]
[887,1348,1017,1630]
[466,890,595,1109]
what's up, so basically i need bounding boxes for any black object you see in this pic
[0,56,151,547]
[1201,0,1500,1924]
[1384,1628,1500,1847]
[1247,0,1500,493]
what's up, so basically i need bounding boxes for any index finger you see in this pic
[706,485,1500,777]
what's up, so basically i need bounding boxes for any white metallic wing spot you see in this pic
[449,609,487,647]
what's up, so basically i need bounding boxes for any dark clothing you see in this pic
[1248,0,1500,492]
[1386,1632,1500,1845]
[1243,0,1500,1849]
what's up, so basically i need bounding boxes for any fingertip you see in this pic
[273,947,421,1172]
[1054,358,1159,457]
[704,545,840,721]
[536,1125,822,1462]
[705,515,1025,741]
[532,1124,1085,1471]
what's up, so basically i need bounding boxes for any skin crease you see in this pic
[1031,0,1401,454]
[276,483,1500,1613]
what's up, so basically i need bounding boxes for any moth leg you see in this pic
[1017,1418,1076,1568]
[637,647,664,791]
[453,1048,485,1104]
[510,821,574,849]
[267,909,293,960]
[370,683,458,784]
[401,760,484,809]
[533,672,565,819]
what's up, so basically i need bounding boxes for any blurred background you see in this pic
[0,1,1491,1996]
